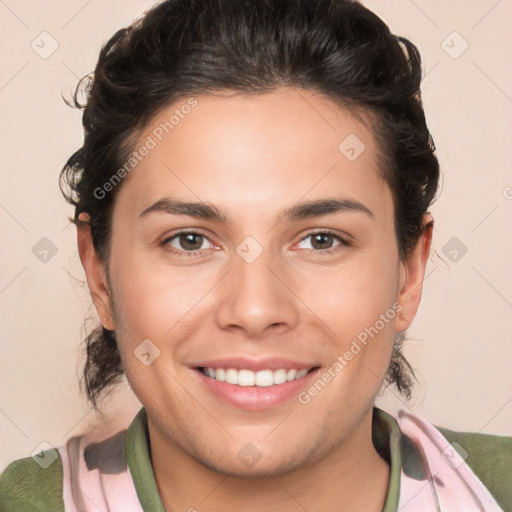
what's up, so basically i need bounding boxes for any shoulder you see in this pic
[0,449,64,512]
[435,424,512,509]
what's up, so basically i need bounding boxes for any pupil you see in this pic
[181,233,202,250]
[312,233,332,250]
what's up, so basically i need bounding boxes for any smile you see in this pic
[194,365,321,411]
[199,367,313,387]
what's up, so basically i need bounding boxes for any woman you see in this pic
[1,0,510,510]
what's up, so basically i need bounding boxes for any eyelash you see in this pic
[160,229,351,257]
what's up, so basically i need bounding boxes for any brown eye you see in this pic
[310,233,336,250]
[162,231,214,254]
[296,231,350,254]
[177,233,204,251]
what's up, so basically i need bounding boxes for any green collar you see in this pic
[126,406,402,512]
[126,407,167,512]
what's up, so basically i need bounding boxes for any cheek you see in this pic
[312,245,400,387]
[315,247,400,332]
[108,248,220,348]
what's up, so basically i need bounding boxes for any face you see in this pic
[79,87,431,477]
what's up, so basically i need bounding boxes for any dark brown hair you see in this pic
[60,0,440,409]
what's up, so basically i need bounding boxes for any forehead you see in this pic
[114,87,393,223]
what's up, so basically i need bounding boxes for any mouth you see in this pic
[198,366,318,387]
[193,365,321,411]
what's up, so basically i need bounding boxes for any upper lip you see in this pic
[192,357,320,372]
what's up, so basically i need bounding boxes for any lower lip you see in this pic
[193,368,321,411]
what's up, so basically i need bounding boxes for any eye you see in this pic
[161,230,215,256]
[159,229,350,257]
[296,231,351,254]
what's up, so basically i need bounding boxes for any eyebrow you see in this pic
[138,197,375,222]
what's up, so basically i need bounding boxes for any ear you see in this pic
[76,213,115,330]
[395,214,434,333]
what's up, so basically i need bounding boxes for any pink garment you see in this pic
[395,410,504,511]
[394,410,503,512]
[59,435,142,512]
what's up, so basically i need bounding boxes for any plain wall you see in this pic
[1,0,511,471]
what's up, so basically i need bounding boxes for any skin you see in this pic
[77,87,433,511]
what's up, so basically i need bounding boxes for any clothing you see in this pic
[1,406,510,511]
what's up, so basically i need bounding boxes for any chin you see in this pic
[202,455,300,480]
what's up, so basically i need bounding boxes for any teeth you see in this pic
[202,367,312,386]
[255,370,274,387]
[225,368,238,385]
[286,369,297,381]
[273,369,287,384]
[238,369,255,386]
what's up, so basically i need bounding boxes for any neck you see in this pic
[149,408,390,512]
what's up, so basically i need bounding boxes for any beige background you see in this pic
[1,0,511,471]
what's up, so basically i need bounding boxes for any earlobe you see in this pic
[395,214,434,333]
[76,213,115,330]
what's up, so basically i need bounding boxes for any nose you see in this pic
[214,248,300,339]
